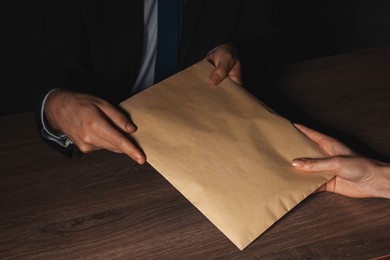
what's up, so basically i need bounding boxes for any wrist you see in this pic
[41,89,66,137]
[373,162,390,199]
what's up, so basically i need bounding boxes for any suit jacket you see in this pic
[33,0,278,156]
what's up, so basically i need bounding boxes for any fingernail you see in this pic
[292,159,304,168]
[126,123,136,132]
[209,77,218,86]
[136,157,145,165]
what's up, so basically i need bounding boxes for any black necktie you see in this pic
[154,0,183,83]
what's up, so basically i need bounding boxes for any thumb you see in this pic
[292,157,336,194]
[292,157,338,173]
[209,64,229,86]
[293,156,373,183]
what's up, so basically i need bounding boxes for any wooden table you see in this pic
[1,45,390,259]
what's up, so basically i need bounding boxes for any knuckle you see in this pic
[77,143,92,153]
[78,132,94,145]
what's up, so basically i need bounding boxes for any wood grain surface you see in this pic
[0,45,389,259]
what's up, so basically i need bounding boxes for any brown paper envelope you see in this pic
[120,59,333,250]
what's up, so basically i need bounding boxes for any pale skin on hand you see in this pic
[292,123,390,199]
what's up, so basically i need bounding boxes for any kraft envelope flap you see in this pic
[120,59,333,250]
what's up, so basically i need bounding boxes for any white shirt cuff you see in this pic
[40,89,73,148]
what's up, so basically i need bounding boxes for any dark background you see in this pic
[1,0,390,116]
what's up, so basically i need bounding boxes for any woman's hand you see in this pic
[292,123,390,199]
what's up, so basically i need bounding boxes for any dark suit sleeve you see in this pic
[229,0,279,97]
[31,0,144,157]
[31,0,95,157]
[180,0,279,97]
[34,0,93,101]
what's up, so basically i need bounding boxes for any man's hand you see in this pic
[45,90,146,164]
[205,43,242,86]
[292,124,390,199]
